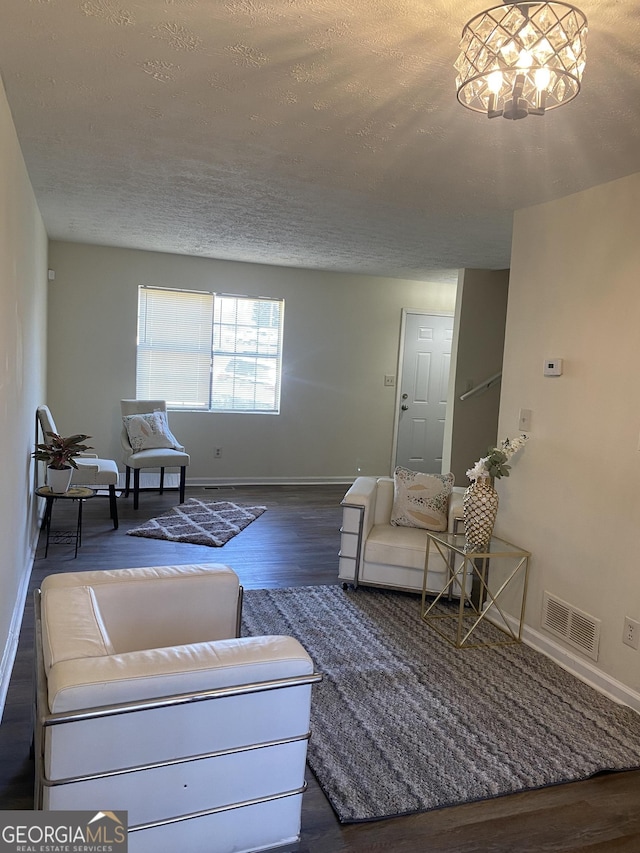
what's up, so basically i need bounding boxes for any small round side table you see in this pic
[36,486,96,558]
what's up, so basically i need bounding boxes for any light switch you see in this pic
[518,408,532,431]
[384,374,395,387]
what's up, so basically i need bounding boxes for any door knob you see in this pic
[401,404,409,411]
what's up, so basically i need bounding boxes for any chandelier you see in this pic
[455,1,588,120]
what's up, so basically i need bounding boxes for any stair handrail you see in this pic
[459,371,502,401]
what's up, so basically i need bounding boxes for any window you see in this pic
[136,286,284,413]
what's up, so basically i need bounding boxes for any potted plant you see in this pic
[32,431,93,493]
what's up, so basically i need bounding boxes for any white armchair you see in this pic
[339,476,468,595]
[36,405,119,528]
[34,563,320,853]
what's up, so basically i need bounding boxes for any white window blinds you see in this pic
[136,286,283,413]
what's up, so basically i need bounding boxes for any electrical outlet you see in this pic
[623,616,640,649]
[214,447,222,458]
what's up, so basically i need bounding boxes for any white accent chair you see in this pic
[36,405,119,529]
[34,563,319,853]
[339,476,467,594]
[120,399,190,509]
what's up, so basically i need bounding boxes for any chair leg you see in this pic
[133,469,140,510]
[124,466,131,497]
[109,484,119,530]
[159,467,165,495]
[179,466,186,504]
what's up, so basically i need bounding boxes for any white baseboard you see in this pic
[522,622,640,713]
[0,521,41,720]
[116,474,353,490]
[189,476,353,488]
[117,473,179,489]
[489,612,640,714]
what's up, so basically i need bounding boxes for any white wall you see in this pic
[497,171,640,694]
[0,79,48,713]
[46,242,457,483]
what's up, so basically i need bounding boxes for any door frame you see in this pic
[390,308,455,475]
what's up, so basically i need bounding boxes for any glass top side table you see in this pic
[36,486,95,558]
[421,530,531,649]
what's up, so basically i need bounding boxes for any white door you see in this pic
[394,311,453,473]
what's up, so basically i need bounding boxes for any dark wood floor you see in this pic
[2,484,640,852]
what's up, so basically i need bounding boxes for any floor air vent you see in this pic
[542,592,600,661]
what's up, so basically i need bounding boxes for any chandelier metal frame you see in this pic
[455,1,588,120]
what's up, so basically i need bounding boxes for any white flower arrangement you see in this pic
[466,434,529,482]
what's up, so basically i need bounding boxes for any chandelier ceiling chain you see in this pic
[455,0,588,120]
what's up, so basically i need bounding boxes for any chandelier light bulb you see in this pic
[517,49,533,69]
[454,0,588,120]
[488,70,504,93]
[535,67,552,90]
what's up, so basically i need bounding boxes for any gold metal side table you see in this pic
[421,530,531,649]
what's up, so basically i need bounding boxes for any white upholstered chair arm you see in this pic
[74,454,99,476]
[342,476,378,507]
[74,460,99,474]
[341,476,378,539]
[448,488,465,533]
[46,635,314,713]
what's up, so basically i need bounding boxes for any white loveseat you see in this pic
[339,476,467,594]
[34,563,320,853]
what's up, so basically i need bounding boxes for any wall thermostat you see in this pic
[544,358,563,376]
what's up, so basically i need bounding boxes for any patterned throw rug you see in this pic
[127,498,266,546]
[241,585,640,823]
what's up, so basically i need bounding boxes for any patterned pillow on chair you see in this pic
[390,467,454,531]
[123,411,180,453]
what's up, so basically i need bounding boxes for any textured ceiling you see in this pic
[1,0,639,281]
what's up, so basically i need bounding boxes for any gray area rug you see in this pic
[127,498,266,546]
[241,585,640,823]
